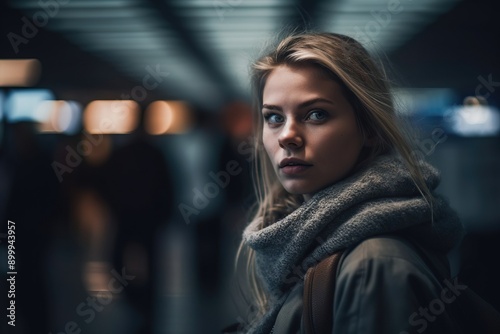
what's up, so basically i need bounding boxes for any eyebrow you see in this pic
[262,97,335,111]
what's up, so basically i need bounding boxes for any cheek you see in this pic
[316,128,364,164]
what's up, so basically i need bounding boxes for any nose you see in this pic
[278,119,303,149]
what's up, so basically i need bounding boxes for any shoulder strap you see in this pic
[303,251,344,334]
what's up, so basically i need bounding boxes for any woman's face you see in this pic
[262,64,366,201]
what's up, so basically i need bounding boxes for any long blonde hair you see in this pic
[236,31,434,315]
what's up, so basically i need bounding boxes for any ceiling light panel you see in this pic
[11,0,137,8]
[10,0,215,101]
[168,0,291,93]
[318,0,460,52]
[9,0,238,106]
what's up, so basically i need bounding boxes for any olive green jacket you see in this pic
[271,235,462,334]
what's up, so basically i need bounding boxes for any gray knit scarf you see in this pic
[242,153,464,334]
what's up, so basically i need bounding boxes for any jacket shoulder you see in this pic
[337,234,434,274]
[333,234,453,333]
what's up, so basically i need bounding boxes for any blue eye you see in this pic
[307,110,327,121]
[263,113,284,124]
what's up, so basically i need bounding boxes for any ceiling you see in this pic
[0,0,498,111]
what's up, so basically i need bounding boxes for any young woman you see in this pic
[233,32,465,333]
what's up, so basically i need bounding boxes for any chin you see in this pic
[283,180,340,199]
[282,182,316,196]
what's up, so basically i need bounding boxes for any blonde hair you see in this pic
[236,31,434,315]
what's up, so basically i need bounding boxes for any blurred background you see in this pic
[0,0,499,333]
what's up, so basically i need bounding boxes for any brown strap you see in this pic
[303,251,344,334]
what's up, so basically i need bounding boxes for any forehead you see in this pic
[263,64,340,95]
[262,64,343,103]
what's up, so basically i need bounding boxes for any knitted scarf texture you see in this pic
[242,153,464,333]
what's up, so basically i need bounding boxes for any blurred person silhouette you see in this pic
[49,130,117,334]
[62,111,174,333]
[456,96,500,312]
[214,101,258,330]
[190,103,254,290]
[218,101,255,235]
[1,121,58,334]
[65,133,115,266]
[102,113,174,334]
[216,101,255,290]
[181,103,256,333]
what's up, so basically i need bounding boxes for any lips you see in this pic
[279,158,312,168]
[279,158,313,175]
